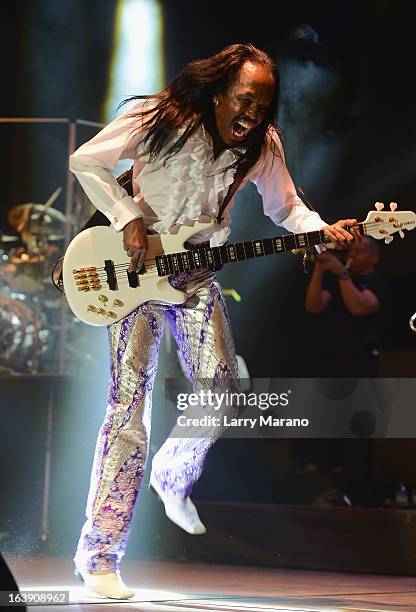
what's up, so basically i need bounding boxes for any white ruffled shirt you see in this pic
[69,102,327,246]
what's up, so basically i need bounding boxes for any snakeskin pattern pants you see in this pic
[74,271,238,572]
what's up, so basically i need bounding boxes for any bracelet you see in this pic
[338,270,350,280]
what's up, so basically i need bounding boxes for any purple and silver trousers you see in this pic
[74,271,238,572]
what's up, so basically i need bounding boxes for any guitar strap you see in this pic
[216,161,248,224]
[116,166,134,196]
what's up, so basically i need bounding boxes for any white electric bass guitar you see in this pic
[62,203,415,326]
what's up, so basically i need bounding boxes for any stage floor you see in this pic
[4,555,416,611]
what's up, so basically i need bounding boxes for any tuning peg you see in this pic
[390,202,398,211]
[399,230,405,239]
[375,202,384,211]
[384,236,394,244]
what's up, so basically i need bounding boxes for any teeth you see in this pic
[238,119,252,129]
[233,119,254,138]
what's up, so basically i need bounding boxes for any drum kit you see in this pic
[0,189,65,374]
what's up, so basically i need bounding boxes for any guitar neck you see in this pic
[155,223,365,276]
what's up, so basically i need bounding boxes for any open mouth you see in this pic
[232,119,254,140]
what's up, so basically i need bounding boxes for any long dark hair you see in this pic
[120,43,282,171]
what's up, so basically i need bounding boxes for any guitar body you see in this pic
[62,219,215,326]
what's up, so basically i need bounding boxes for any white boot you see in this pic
[75,567,135,600]
[149,473,206,535]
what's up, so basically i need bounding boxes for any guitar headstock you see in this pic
[362,202,416,244]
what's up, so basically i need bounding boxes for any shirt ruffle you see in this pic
[150,129,238,234]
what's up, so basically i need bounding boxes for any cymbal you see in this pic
[8,203,66,235]
[43,233,64,241]
[0,234,20,243]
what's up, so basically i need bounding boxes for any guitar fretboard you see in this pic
[155,225,363,276]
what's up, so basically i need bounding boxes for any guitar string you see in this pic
[77,216,409,273]
[89,227,384,273]
[75,221,406,281]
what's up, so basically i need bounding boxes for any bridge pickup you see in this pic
[127,270,139,288]
[104,260,117,290]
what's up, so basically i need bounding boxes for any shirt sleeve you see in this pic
[69,103,150,231]
[250,128,328,233]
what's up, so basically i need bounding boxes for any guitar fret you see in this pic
[199,249,208,268]
[205,248,214,267]
[273,236,283,252]
[193,250,202,269]
[161,255,170,275]
[243,241,254,258]
[185,252,193,270]
[307,231,320,247]
[235,243,245,260]
[227,244,237,261]
[296,233,307,248]
[171,254,180,273]
[212,248,222,268]
[263,238,274,255]
[166,254,176,274]
[284,234,296,251]
[156,256,167,276]
[219,245,230,263]
[253,240,264,257]
[187,251,196,270]
[176,253,184,272]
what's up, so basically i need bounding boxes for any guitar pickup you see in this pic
[127,270,139,288]
[126,263,145,287]
[104,260,117,290]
